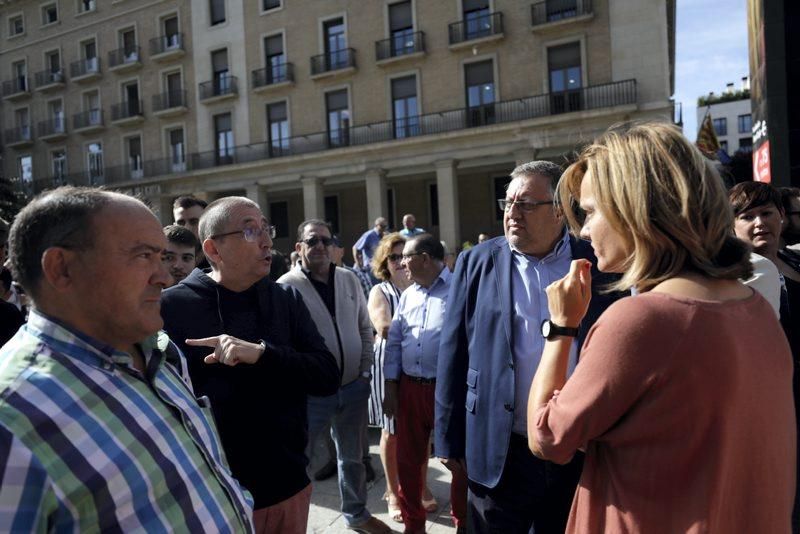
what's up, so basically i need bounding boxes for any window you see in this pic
[46,50,61,74]
[8,14,24,36]
[713,117,727,136]
[84,90,101,125]
[463,0,490,40]
[267,101,289,156]
[78,0,96,14]
[163,15,180,47]
[324,195,340,235]
[120,28,138,60]
[126,136,143,178]
[18,156,32,184]
[389,1,414,55]
[210,0,225,25]
[168,128,185,171]
[42,4,58,25]
[82,39,97,67]
[738,114,752,134]
[122,81,141,116]
[391,75,419,138]
[86,142,103,185]
[12,60,27,92]
[719,140,728,153]
[164,71,183,107]
[15,108,30,138]
[547,0,577,21]
[494,176,511,221]
[323,18,347,69]
[264,34,287,83]
[49,100,65,132]
[211,49,230,94]
[263,0,281,11]
[464,60,495,126]
[51,150,67,183]
[214,113,234,164]
[548,42,582,113]
[325,89,350,148]
[739,137,753,152]
[429,183,439,227]
[269,201,289,238]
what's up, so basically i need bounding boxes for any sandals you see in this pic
[383,493,403,523]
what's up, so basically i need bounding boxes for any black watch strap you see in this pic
[541,319,579,340]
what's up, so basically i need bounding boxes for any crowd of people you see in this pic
[0,121,797,534]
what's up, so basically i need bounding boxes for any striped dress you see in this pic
[368,281,402,433]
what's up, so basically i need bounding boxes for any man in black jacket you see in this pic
[161,196,339,534]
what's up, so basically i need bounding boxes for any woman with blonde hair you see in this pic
[367,233,436,522]
[526,122,794,532]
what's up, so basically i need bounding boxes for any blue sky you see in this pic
[674,0,749,140]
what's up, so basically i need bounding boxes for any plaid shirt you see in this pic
[0,311,254,532]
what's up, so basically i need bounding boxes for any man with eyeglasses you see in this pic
[278,220,390,534]
[383,234,468,534]
[434,161,620,533]
[161,197,339,534]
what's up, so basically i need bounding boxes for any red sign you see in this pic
[753,141,771,183]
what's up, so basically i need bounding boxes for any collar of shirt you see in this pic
[300,262,336,285]
[26,309,149,372]
[508,227,571,265]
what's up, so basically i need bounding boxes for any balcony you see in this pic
[448,12,504,48]
[252,63,294,92]
[4,126,33,147]
[531,0,593,29]
[152,90,188,117]
[376,31,426,65]
[2,78,30,101]
[199,75,238,103]
[37,118,67,141]
[73,109,105,133]
[70,58,101,83]
[111,100,144,125]
[149,33,185,62]
[77,79,635,185]
[34,69,66,92]
[310,49,356,79]
[108,46,142,73]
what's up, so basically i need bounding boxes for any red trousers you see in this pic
[397,375,467,532]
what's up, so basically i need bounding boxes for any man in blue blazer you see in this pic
[434,161,620,533]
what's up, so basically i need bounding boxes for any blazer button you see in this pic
[504,403,513,412]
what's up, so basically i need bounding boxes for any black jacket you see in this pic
[160,269,338,508]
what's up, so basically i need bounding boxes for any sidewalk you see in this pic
[307,427,458,534]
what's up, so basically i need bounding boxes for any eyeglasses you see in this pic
[497,199,554,212]
[211,225,276,242]
[302,236,334,247]
[401,252,425,260]
[387,254,403,262]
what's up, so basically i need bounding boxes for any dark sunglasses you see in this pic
[387,254,403,262]
[303,236,334,247]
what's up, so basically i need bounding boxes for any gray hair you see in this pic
[510,160,563,196]
[9,187,119,299]
[198,196,259,242]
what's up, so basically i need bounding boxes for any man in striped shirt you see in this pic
[0,187,254,532]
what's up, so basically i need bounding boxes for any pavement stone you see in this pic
[307,427,458,534]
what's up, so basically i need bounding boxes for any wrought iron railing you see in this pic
[73,109,104,129]
[252,63,294,88]
[311,49,356,75]
[376,31,425,60]
[449,12,503,44]
[531,0,592,26]
[34,69,65,87]
[152,90,187,112]
[199,75,238,99]
[111,100,143,121]
[38,118,66,137]
[70,57,100,78]
[108,46,142,68]
[149,33,184,56]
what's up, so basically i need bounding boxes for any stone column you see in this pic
[364,168,388,227]
[301,176,324,220]
[155,196,174,226]
[435,159,460,250]
[513,147,538,167]
[245,184,268,212]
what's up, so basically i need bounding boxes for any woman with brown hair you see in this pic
[367,233,436,522]
[526,122,794,532]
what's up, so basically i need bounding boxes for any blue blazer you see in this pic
[434,235,621,488]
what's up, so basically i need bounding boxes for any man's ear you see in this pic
[41,247,77,292]
[294,242,303,254]
[203,238,222,265]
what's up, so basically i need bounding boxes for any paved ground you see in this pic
[307,427,458,534]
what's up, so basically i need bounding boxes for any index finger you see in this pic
[568,259,591,278]
[186,337,222,347]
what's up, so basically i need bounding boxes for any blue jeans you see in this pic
[307,378,371,527]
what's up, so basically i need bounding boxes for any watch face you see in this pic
[541,320,551,338]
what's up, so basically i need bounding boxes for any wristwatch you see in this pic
[540,319,579,340]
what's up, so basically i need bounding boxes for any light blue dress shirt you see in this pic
[384,267,452,380]
[510,229,578,435]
